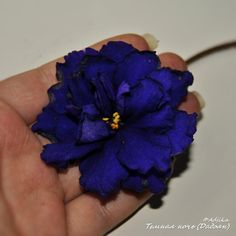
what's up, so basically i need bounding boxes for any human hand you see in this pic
[0,34,201,236]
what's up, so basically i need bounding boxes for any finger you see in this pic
[58,166,84,202]
[40,33,150,77]
[0,34,149,125]
[0,100,66,236]
[159,52,187,70]
[36,135,84,202]
[66,191,151,236]
[178,92,201,114]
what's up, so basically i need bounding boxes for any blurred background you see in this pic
[0,0,235,235]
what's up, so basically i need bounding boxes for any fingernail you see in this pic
[142,33,159,50]
[192,91,205,110]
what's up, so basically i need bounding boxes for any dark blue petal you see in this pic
[149,68,193,107]
[124,79,164,118]
[130,105,174,131]
[56,50,116,112]
[91,74,115,116]
[116,81,130,116]
[83,56,115,79]
[63,51,85,69]
[41,142,102,168]
[117,128,172,174]
[122,168,172,193]
[81,104,100,118]
[79,137,128,197]
[168,111,197,155]
[32,107,56,134]
[84,47,98,56]
[56,50,99,108]
[54,51,86,89]
[122,174,144,192]
[67,75,95,107]
[32,108,77,143]
[147,172,167,194]
[47,82,70,114]
[77,56,116,115]
[98,73,116,102]
[56,49,98,109]
[62,48,98,76]
[78,115,111,143]
[65,104,81,118]
[115,51,160,86]
[100,41,135,62]
[55,116,77,143]
[56,50,87,85]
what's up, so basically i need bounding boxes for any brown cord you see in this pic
[186,41,236,66]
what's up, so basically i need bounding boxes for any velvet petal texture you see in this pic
[149,68,194,107]
[42,142,102,168]
[124,79,164,118]
[32,41,197,197]
[168,111,197,155]
[100,41,135,62]
[79,137,128,197]
[117,128,172,173]
[115,50,160,86]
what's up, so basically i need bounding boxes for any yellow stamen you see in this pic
[102,117,109,121]
[113,112,119,117]
[111,123,119,129]
[102,112,121,129]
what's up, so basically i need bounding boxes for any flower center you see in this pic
[102,112,121,130]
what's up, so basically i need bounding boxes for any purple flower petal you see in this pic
[56,51,86,84]
[47,82,70,114]
[130,105,174,131]
[42,142,102,168]
[168,111,197,155]
[149,68,193,107]
[124,79,163,118]
[67,75,95,108]
[60,48,98,79]
[32,107,56,133]
[116,81,130,116]
[55,116,77,143]
[91,74,115,116]
[81,104,100,118]
[79,137,128,197]
[122,174,144,192]
[115,51,160,86]
[147,172,167,194]
[78,115,111,143]
[32,107,77,143]
[83,56,115,79]
[122,168,172,194]
[100,41,135,62]
[117,128,172,174]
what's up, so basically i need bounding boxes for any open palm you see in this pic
[0,34,200,236]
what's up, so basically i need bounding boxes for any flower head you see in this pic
[32,41,197,197]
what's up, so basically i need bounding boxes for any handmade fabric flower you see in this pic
[32,41,197,197]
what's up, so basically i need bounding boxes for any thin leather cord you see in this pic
[186,41,236,66]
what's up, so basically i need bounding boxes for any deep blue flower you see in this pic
[32,41,197,197]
